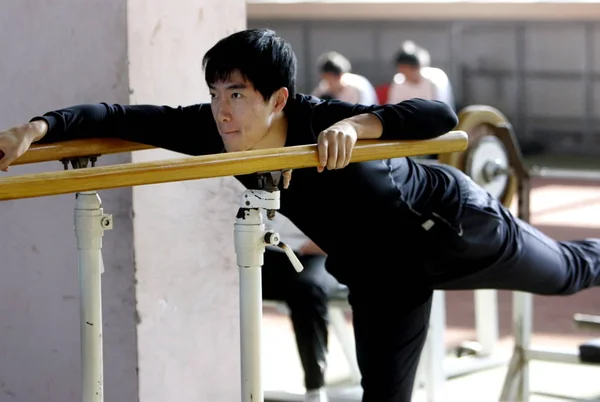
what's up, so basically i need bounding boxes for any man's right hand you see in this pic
[0,120,48,171]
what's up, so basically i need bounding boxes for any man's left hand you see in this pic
[298,239,327,256]
[317,121,357,173]
[282,169,292,189]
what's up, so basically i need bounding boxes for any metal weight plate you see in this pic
[438,105,517,207]
[465,136,509,200]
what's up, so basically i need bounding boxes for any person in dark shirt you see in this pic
[262,211,339,402]
[1,28,600,402]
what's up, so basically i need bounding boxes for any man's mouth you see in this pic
[221,130,240,136]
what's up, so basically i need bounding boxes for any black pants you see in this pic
[346,170,600,402]
[262,247,339,390]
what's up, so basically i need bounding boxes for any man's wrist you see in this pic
[346,113,382,140]
[28,119,48,142]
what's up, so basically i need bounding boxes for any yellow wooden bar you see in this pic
[12,138,153,166]
[0,131,467,201]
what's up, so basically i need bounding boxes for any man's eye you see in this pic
[209,93,216,99]
[232,92,242,99]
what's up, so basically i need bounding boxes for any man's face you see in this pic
[398,64,421,83]
[209,70,278,152]
[321,72,343,92]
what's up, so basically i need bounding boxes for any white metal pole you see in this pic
[514,173,533,402]
[74,191,112,402]
[233,182,303,402]
[474,289,499,356]
[500,173,533,402]
[240,265,263,401]
[328,307,361,383]
[513,291,533,401]
[424,290,447,401]
[234,207,267,402]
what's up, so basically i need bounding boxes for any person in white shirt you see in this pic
[312,51,379,105]
[386,41,455,161]
[387,41,455,110]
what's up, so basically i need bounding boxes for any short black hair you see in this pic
[394,41,430,68]
[316,52,352,76]
[202,28,297,100]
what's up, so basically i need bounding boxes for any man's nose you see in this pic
[216,99,232,122]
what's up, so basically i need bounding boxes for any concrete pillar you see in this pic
[0,0,245,401]
[127,1,245,400]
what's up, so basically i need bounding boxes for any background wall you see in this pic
[0,1,136,401]
[248,18,600,155]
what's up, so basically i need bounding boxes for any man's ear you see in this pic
[271,87,289,114]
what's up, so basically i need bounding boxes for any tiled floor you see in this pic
[263,173,600,401]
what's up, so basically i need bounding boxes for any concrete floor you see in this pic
[263,311,600,402]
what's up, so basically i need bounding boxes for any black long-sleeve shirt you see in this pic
[34,94,461,286]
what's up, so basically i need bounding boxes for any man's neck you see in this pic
[407,71,425,85]
[253,111,288,150]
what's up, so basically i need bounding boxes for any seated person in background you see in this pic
[388,41,455,160]
[311,51,379,105]
[387,41,455,110]
[262,211,340,402]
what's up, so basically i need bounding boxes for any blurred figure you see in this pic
[387,41,455,110]
[312,51,379,105]
[262,212,340,402]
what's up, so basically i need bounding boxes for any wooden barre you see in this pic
[12,138,154,166]
[0,131,467,201]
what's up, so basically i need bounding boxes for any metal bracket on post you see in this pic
[62,155,110,402]
[256,170,289,220]
[61,155,99,170]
